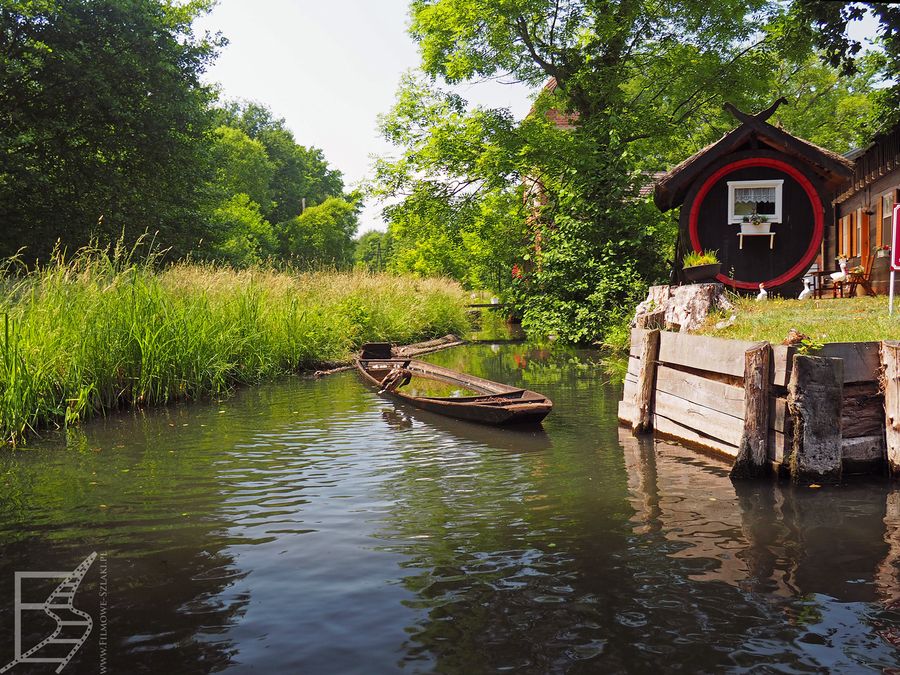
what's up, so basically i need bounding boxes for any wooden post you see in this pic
[631,329,661,434]
[730,342,771,480]
[787,354,843,485]
[881,340,900,477]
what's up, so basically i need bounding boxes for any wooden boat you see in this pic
[356,343,552,426]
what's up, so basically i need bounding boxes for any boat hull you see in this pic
[355,355,552,426]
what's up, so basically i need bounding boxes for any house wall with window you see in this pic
[654,102,853,295]
[832,124,900,295]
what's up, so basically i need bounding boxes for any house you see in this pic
[831,123,900,295]
[654,100,855,294]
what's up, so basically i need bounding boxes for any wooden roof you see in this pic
[654,100,855,212]
[834,123,900,204]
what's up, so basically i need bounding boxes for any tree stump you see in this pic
[730,342,771,480]
[665,283,725,333]
[631,329,661,434]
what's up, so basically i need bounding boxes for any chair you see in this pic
[846,253,875,297]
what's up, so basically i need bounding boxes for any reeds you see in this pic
[0,243,468,445]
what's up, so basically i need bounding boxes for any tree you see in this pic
[281,197,359,266]
[354,230,392,271]
[210,193,277,266]
[214,101,344,224]
[375,0,877,341]
[205,101,353,267]
[0,0,221,262]
[791,1,900,129]
[209,126,274,209]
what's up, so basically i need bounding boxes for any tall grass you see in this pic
[0,244,468,445]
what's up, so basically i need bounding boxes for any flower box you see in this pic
[877,249,891,258]
[683,263,721,283]
[740,222,772,235]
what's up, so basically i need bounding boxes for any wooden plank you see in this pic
[657,331,763,378]
[629,328,648,357]
[768,430,791,464]
[842,435,886,466]
[732,342,772,480]
[769,396,790,433]
[773,342,881,387]
[821,342,880,383]
[655,366,744,418]
[843,384,885,438]
[653,413,739,458]
[626,356,640,379]
[632,329,661,433]
[622,376,638,407]
[653,390,744,447]
[618,400,636,425]
[772,345,791,388]
[881,340,900,477]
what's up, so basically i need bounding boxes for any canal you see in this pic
[0,340,898,673]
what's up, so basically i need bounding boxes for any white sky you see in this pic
[193,0,535,233]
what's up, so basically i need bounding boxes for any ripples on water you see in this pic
[0,343,898,673]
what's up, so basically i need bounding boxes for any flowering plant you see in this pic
[741,208,768,226]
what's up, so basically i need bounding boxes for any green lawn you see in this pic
[696,294,900,344]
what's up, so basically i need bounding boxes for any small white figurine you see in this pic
[831,258,848,284]
[756,283,768,302]
[798,279,813,300]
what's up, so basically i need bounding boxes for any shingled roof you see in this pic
[654,100,854,212]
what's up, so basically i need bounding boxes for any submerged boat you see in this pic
[356,343,552,426]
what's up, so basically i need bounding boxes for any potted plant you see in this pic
[682,249,721,283]
[740,209,771,235]
[877,244,891,259]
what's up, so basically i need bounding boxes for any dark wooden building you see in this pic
[654,102,854,293]
[831,123,900,295]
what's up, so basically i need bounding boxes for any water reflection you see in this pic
[380,402,552,452]
[620,428,900,671]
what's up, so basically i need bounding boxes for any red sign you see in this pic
[893,203,900,271]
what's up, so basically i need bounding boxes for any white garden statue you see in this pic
[756,283,768,302]
[831,258,849,284]
[798,279,813,300]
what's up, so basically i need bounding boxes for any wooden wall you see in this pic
[618,329,887,474]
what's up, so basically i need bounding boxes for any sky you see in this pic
[193,0,536,233]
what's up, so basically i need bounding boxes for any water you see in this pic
[0,340,899,673]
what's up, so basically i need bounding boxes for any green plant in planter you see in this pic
[682,249,720,268]
[741,208,769,226]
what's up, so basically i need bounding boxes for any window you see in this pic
[884,191,896,247]
[727,180,783,223]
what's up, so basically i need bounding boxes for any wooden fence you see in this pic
[618,329,900,480]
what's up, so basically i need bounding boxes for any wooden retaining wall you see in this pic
[618,330,900,479]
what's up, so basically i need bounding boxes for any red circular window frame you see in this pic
[688,158,824,290]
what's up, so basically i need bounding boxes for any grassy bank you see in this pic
[0,247,468,444]
[696,295,900,344]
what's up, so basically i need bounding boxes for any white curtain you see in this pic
[735,186,776,203]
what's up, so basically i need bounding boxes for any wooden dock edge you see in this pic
[618,329,892,481]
